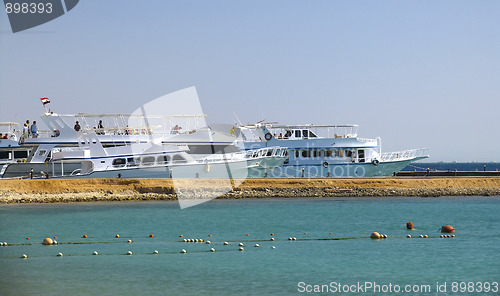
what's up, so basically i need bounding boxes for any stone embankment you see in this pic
[0,177,499,203]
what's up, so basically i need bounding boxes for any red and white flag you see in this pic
[40,97,50,105]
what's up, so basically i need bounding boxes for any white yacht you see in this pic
[0,111,287,179]
[49,130,287,179]
[239,124,428,178]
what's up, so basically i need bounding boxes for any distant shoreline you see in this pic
[1,177,499,204]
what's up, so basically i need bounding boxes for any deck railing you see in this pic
[380,148,428,162]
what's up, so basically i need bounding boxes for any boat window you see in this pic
[284,130,292,139]
[313,150,317,158]
[309,131,317,138]
[266,149,272,157]
[14,150,29,158]
[44,151,52,162]
[358,149,365,163]
[0,152,10,160]
[127,157,138,167]
[142,156,155,166]
[303,130,309,138]
[335,149,341,157]
[172,154,187,163]
[295,150,299,158]
[38,149,47,156]
[112,158,126,168]
[157,155,171,165]
[301,150,310,158]
[326,150,333,157]
[295,130,301,138]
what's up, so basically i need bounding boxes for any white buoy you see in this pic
[93,251,99,255]
[224,241,229,245]
[407,234,412,238]
[419,235,424,238]
[254,244,260,247]
[153,250,159,254]
[53,240,58,244]
[210,248,216,252]
[293,237,297,241]
[57,252,63,257]
[206,241,211,244]
[0,242,3,246]
[238,247,244,251]
[21,254,27,258]
[183,239,187,242]
[127,251,133,255]
[270,238,275,241]
[271,246,276,249]
[127,240,132,243]
[200,239,204,242]
[181,249,187,253]
[3,242,7,246]
[288,237,292,240]
[238,243,244,246]
[195,239,199,243]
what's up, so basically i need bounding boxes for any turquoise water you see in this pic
[1,197,499,295]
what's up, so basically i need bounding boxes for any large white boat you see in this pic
[0,111,288,179]
[238,124,428,178]
[48,130,287,179]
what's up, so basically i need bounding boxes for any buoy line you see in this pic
[0,234,456,248]
[6,248,254,260]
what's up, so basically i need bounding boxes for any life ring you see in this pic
[372,159,380,165]
[322,161,329,168]
[264,133,272,141]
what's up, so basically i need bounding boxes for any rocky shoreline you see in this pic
[1,177,499,204]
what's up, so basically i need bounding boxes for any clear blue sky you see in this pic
[1,1,499,161]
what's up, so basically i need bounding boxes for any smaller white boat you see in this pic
[239,124,428,178]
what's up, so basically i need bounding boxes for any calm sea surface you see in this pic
[1,197,499,295]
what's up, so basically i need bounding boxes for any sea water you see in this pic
[402,162,500,172]
[1,197,499,295]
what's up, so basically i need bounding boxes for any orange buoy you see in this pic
[42,238,54,245]
[149,234,154,238]
[370,232,381,239]
[329,232,333,235]
[115,234,120,238]
[26,237,30,240]
[270,233,274,236]
[53,236,58,239]
[82,234,88,238]
[179,235,183,238]
[304,232,308,235]
[208,234,212,237]
[441,225,455,233]
[246,233,250,236]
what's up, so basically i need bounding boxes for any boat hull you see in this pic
[265,157,426,178]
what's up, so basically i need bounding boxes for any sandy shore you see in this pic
[1,177,499,203]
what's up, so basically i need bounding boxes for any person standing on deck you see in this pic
[30,121,38,138]
[25,120,30,137]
